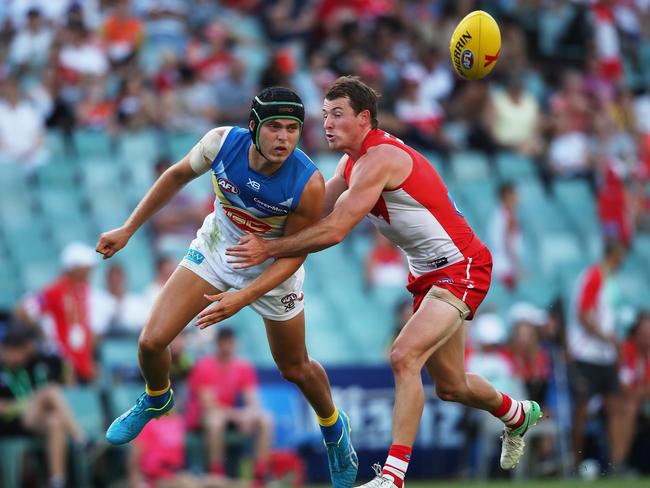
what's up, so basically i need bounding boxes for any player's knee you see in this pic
[277,361,309,385]
[389,344,418,377]
[435,382,467,403]
[138,331,168,355]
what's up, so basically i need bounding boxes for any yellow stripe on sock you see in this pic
[317,407,339,427]
[146,382,170,397]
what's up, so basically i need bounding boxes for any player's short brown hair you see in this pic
[325,76,380,128]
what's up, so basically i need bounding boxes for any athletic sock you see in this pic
[145,382,171,407]
[491,392,525,430]
[318,407,344,444]
[381,444,412,488]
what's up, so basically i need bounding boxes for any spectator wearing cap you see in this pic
[186,327,273,483]
[15,242,100,383]
[0,323,89,488]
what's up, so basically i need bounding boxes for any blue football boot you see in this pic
[105,389,174,445]
[325,410,359,488]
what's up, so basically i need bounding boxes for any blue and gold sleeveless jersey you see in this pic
[197,127,317,255]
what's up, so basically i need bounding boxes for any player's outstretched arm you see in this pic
[196,172,325,328]
[96,128,227,259]
[227,147,396,268]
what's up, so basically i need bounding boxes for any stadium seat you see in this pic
[617,257,650,308]
[449,151,490,183]
[125,160,156,200]
[303,294,357,365]
[74,130,113,159]
[552,179,599,238]
[519,189,570,237]
[63,386,105,437]
[38,189,86,220]
[515,275,558,310]
[420,150,446,178]
[167,132,201,161]
[538,232,585,280]
[21,259,60,292]
[79,159,123,192]
[49,218,97,250]
[0,261,20,308]
[119,130,159,167]
[100,338,140,384]
[61,386,107,487]
[631,233,650,272]
[0,438,40,488]
[456,180,498,230]
[0,195,36,230]
[0,164,30,198]
[34,162,78,189]
[108,383,147,421]
[495,151,537,182]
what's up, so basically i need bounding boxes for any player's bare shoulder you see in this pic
[189,126,233,174]
[355,143,412,189]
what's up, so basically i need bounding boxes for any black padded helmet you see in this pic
[249,87,305,154]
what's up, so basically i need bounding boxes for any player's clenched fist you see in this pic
[96,227,132,259]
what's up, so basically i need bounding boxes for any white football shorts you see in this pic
[179,235,305,321]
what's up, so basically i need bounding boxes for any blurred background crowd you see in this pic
[0,0,649,487]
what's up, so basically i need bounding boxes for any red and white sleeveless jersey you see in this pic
[343,129,486,278]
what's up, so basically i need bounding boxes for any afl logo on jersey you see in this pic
[217,178,240,194]
[223,206,272,233]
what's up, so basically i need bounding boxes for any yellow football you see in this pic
[449,10,501,80]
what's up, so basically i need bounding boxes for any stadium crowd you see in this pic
[0,0,649,487]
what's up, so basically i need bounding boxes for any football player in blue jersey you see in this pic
[96,87,357,488]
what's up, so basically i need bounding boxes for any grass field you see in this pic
[309,480,650,488]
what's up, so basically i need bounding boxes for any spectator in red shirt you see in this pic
[611,311,650,470]
[16,242,100,384]
[186,327,272,483]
